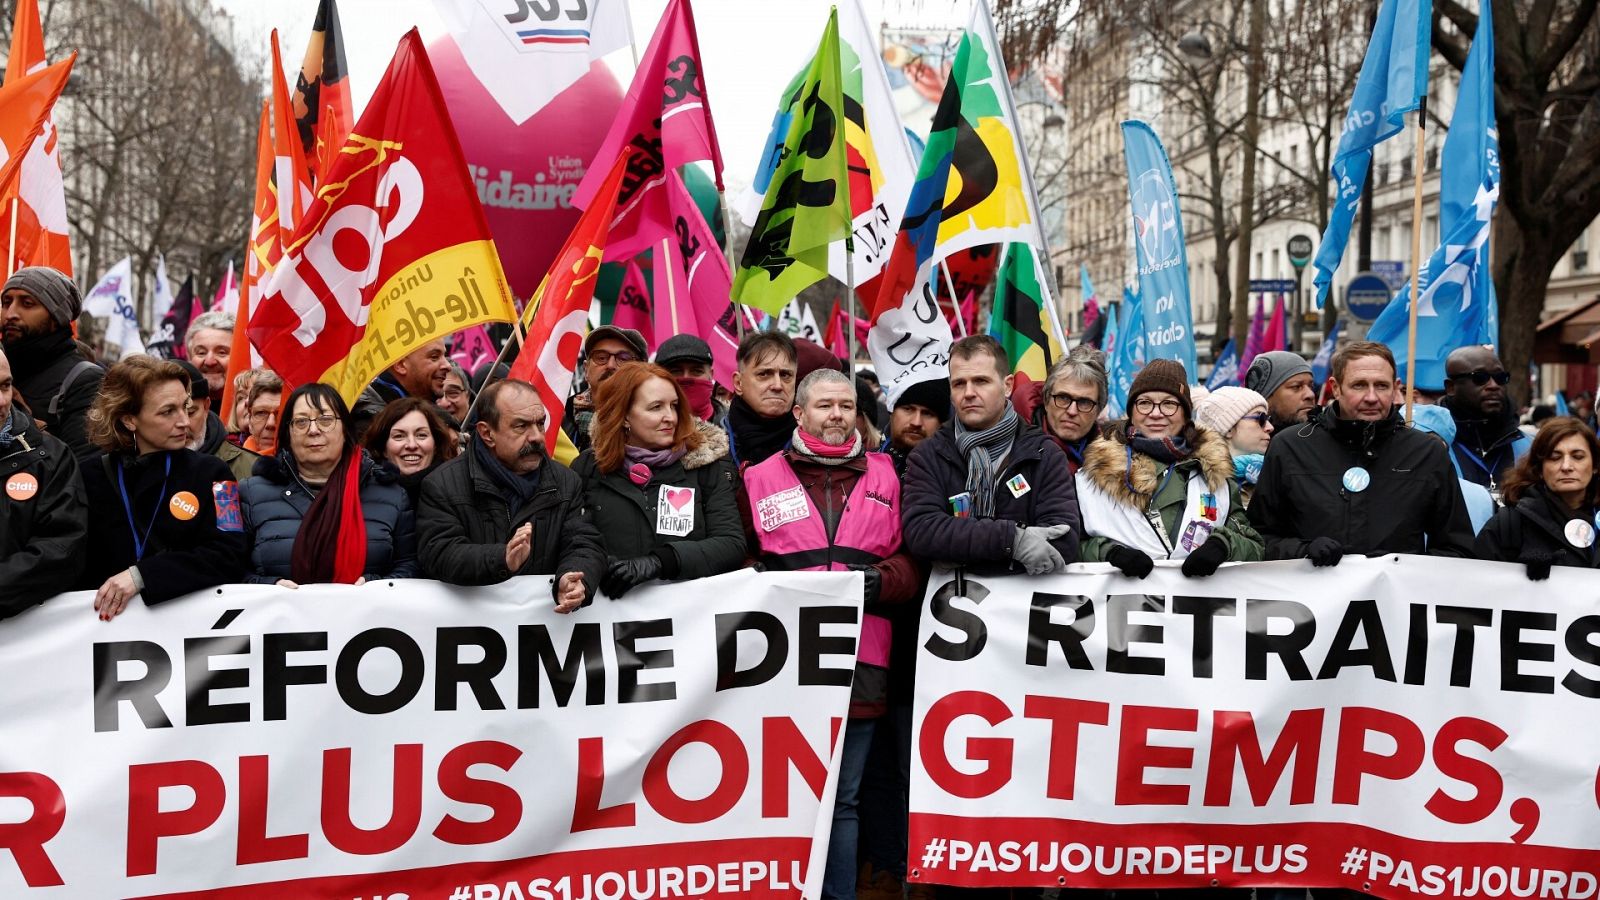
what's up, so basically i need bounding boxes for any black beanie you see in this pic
[893,377,950,420]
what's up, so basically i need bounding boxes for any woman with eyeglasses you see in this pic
[79,356,248,620]
[238,383,416,588]
[1193,386,1274,506]
[1074,360,1264,579]
[1476,416,1600,579]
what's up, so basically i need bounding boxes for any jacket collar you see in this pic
[1079,427,1233,507]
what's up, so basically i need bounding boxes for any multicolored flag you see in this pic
[250,30,518,404]
[613,257,654,350]
[733,10,852,315]
[654,170,742,388]
[990,243,1058,381]
[292,0,353,184]
[573,0,723,259]
[0,51,74,277]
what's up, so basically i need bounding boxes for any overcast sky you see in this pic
[214,0,968,190]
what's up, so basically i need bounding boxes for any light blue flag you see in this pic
[1310,0,1432,307]
[1107,287,1146,419]
[1206,340,1240,390]
[1080,264,1099,326]
[1367,6,1496,390]
[1311,318,1344,390]
[1556,392,1571,416]
[1102,293,1122,362]
[1121,120,1197,381]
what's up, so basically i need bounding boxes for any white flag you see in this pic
[430,0,631,124]
[150,253,173,324]
[85,257,145,359]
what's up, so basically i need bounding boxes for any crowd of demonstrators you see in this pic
[881,377,946,476]
[564,326,648,455]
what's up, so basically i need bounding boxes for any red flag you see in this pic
[271,31,312,243]
[509,153,630,443]
[613,258,654,351]
[292,0,353,184]
[824,301,848,359]
[221,102,277,422]
[3,0,44,84]
[0,54,74,276]
[572,0,723,259]
[250,30,517,404]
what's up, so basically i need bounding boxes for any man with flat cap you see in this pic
[655,333,727,428]
[564,325,648,455]
[0,267,104,462]
[1245,350,1318,433]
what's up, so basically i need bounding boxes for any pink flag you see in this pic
[1264,294,1287,354]
[574,0,723,260]
[450,324,497,373]
[960,290,978,336]
[1241,296,1267,373]
[212,260,236,313]
[824,301,848,359]
[653,169,738,388]
[614,258,656,351]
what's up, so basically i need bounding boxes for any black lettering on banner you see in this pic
[93,641,174,732]
[926,577,989,662]
[1564,615,1600,698]
[798,606,857,687]
[335,628,425,715]
[619,132,666,206]
[436,627,509,711]
[185,635,252,727]
[1244,598,1316,681]
[1403,602,1429,685]
[1436,605,1492,688]
[886,332,936,366]
[1106,594,1165,677]
[517,623,604,708]
[1317,600,1397,682]
[715,611,789,691]
[1501,610,1557,694]
[1026,592,1094,669]
[1172,596,1236,679]
[662,54,703,106]
[264,632,328,721]
[615,619,677,703]
[913,281,940,325]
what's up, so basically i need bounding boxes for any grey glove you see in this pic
[1011,524,1072,575]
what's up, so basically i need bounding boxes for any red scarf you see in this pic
[289,447,368,584]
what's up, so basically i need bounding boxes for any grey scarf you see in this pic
[955,404,1021,517]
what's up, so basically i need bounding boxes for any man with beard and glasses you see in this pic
[1441,345,1529,495]
[0,267,104,462]
[1244,350,1318,433]
[416,379,605,610]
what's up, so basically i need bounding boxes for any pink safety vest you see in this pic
[744,451,901,667]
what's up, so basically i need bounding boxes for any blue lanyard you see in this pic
[1454,440,1504,481]
[117,454,171,561]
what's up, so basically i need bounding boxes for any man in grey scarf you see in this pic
[0,266,103,461]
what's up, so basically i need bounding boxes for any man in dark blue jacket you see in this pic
[901,336,1078,575]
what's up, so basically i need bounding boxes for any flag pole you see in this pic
[939,261,968,337]
[5,197,17,278]
[661,238,681,334]
[845,245,858,377]
[1404,97,1428,424]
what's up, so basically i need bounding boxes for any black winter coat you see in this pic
[901,419,1081,574]
[0,412,87,618]
[1475,485,1600,570]
[416,444,607,601]
[571,423,745,580]
[80,448,249,603]
[238,453,418,583]
[1247,405,1475,559]
[4,329,103,463]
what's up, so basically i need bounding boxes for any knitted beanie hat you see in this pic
[1127,358,1192,418]
[1194,386,1268,437]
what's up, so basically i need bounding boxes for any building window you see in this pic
[1577,251,1591,272]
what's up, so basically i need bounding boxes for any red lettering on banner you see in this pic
[759,716,837,818]
[1022,696,1109,801]
[321,745,423,855]
[572,736,636,832]
[1116,705,1199,805]
[1332,707,1426,805]
[643,720,748,824]
[236,755,309,865]
[920,691,1014,799]
[0,772,65,887]
[1203,709,1324,807]
[434,741,524,844]
[127,760,226,877]
[1425,716,1507,824]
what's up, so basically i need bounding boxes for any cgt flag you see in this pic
[222,101,278,423]
[250,30,517,405]
[292,0,354,185]
[990,243,1058,381]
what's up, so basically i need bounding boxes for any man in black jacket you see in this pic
[351,338,451,438]
[417,379,605,609]
[725,330,798,467]
[901,335,1078,575]
[1248,340,1474,562]
[1441,345,1528,493]
[0,345,87,619]
[0,267,103,462]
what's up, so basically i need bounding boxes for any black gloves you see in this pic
[847,563,883,604]
[602,555,663,598]
[1524,553,1554,582]
[1180,538,1229,578]
[1306,536,1345,568]
[1106,544,1154,579]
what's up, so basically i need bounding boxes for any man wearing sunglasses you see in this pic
[1441,346,1529,494]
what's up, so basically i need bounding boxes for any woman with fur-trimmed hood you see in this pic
[1076,359,1264,578]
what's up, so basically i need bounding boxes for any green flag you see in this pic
[733,9,851,314]
[991,242,1059,380]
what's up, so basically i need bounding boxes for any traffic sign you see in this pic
[1287,235,1314,268]
[1249,279,1296,294]
[1345,272,1392,322]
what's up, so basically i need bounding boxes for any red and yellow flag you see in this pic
[271,31,312,242]
[249,29,517,405]
[220,102,277,423]
[291,0,353,184]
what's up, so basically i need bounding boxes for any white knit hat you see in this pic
[1194,386,1268,437]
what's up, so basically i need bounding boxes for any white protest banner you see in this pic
[0,570,862,898]
[909,557,1600,897]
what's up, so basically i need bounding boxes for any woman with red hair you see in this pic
[573,362,744,597]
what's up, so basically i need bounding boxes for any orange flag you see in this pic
[270,31,312,242]
[3,0,44,84]
[249,30,517,405]
[0,52,73,277]
[220,102,277,424]
[508,152,629,450]
[292,0,353,184]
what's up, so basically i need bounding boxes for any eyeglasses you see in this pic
[248,409,279,424]
[442,385,468,399]
[1451,369,1510,386]
[1133,397,1182,416]
[1048,392,1099,413]
[289,414,340,434]
[588,350,637,366]
[1241,412,1271,427]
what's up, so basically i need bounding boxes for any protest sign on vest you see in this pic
[0,570,861,898]
[909,557,1600,897]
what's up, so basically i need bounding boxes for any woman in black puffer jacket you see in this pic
[1477,416,1600,579]
[239,383,416,587]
